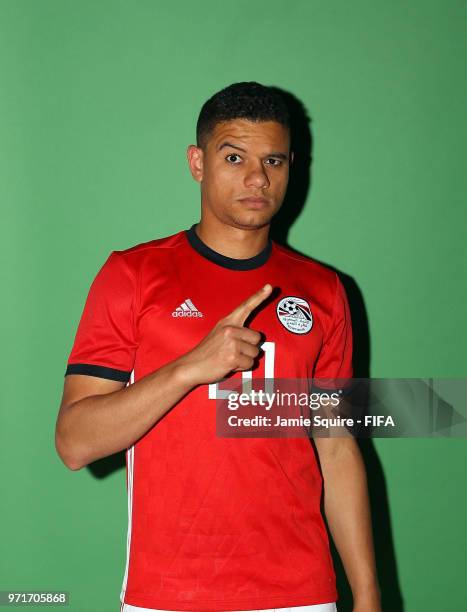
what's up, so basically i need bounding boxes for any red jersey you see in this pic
[65,226,353,611]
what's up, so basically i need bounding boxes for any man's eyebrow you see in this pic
[267,151,289,160]
[218,141,289,160]
[218,141,247,152]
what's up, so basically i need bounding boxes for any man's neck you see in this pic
[194,218,270,260]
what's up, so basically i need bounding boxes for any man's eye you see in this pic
[265,158,282,166]
[226,154,242,163]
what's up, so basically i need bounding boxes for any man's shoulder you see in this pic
[117,228,186,256]
[272,241,338,284]
[110,229,187,270]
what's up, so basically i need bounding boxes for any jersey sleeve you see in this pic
[64,251,138,382]
[313,273,353,386]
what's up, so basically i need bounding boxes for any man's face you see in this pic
[187,119,292,230]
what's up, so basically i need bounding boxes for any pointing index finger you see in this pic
[227,284,273,326]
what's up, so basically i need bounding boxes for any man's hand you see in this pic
[176,284,272,386]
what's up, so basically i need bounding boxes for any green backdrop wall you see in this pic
[1,1,466,611]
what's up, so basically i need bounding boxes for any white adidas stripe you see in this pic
[184,298,198,312]
[175,300,201,313]
[120,370,135,605]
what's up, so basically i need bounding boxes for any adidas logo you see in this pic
[172,299,204,318]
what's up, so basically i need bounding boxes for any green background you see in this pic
[1,1,466,610]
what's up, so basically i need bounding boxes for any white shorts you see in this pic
[122,604,337,612]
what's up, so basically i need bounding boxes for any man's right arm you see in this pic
[55,284,272,471]
[55,359,194,471]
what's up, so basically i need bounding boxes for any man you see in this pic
[56,82,381,612]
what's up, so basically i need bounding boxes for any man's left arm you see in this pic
[314,435,382,612]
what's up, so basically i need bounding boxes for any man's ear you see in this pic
[187,145,204,182]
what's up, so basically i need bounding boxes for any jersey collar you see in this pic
[185,224,272,271]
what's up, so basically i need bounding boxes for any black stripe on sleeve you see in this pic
[65,363,132,382]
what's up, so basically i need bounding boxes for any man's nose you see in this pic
[244,162,270,189]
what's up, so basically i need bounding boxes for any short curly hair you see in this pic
[196,81,290,149]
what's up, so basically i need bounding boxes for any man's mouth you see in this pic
[238,196,269,208]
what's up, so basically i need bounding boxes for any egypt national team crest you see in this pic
[276,296,313,335]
